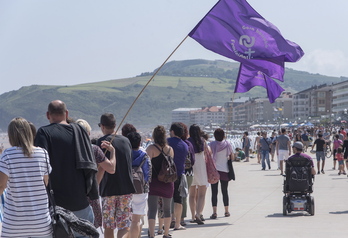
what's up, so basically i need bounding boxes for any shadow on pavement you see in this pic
[266,213,310,218]
[329,210,348,214]
[139,222,231,237]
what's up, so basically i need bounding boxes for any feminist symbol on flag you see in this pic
[239,35,255,59]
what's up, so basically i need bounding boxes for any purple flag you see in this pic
[189,0,304,81]
[235,63,285,103]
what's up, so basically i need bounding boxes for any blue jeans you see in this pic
[261,150,271,169]
[72,205,94,238]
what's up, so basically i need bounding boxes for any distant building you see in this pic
[226,92,293,126]
[292,84,333,121]
[171,108,200,126]
[224,97,250,126]
[332,79,348,120]
[172,106,225,127]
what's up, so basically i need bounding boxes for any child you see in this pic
[336,147,346,175]
[235,148,245,161]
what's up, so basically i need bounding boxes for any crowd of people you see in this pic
[238,125,348,177]
[1,99,347,238]
[0,100,235,238]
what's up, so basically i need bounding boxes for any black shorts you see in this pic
[173,176,183,204]
[345,153,348,160]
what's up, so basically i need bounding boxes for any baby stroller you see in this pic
[282,155,315,216]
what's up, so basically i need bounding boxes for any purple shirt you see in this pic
[167,137,188,176]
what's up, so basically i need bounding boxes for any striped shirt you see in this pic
[0,146,52,237]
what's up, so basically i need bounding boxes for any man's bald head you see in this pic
[47,100,68,124]
[48,100,67,116]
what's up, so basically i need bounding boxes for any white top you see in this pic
[215,148,229,173]
[0,146,52,238]
[191,152,209,187]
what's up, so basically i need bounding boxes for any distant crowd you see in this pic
[236,125,348,176]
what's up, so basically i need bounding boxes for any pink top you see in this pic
[333,139,343,150]
[336,153,344,161]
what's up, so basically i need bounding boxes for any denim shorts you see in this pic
[316,151,325,161]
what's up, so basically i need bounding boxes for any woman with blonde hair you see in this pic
[0,117,52,237]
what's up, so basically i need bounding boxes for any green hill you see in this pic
[0,59,343,131]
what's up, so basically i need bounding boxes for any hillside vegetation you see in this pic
[0,59,343,131]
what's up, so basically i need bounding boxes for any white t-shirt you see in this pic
[215,148,229,173]
[0,146,52,237]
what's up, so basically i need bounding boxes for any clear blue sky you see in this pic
[1,0,347,95]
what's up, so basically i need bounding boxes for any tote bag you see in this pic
[204,144,220,184]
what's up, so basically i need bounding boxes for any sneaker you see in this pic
[317,171,320,175]
[333,167,336,170]
[321,170,325,174]
[343,172,347,175]
[262,168,265,170]
[338,172,341,175]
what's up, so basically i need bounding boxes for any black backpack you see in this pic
[184,152,192,170]
[132,156,148,194]
[287,156,311,191]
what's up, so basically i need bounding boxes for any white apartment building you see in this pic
[172,106,225,126]
[332,80,348,119]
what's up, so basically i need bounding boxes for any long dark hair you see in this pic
[152,125,167,147]
[189,124,203,153]
[179,122,188,140]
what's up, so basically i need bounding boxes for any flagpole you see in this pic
[229,92,236,132]
[112,35,190,136]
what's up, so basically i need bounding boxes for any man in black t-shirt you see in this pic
[35,100,96,238]
[97,113,135,238]
[312,133,326,174]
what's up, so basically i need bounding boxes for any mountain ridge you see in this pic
[0,59,343,131]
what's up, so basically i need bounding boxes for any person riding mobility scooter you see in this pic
[283,142,316,216]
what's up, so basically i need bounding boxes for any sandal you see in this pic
[200,214,205,221]
[210,213,217,219]
[224,212,230,217]
[195,215,204,225]
[157,229,164,235]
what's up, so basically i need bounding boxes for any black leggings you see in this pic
[211,180,229,207]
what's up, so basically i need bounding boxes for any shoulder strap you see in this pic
[153,144,171,157]
[139,156,147,167]
[153,144,163,152]
[43,150,58,217]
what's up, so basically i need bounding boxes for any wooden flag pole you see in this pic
[111,35,190,139]
[230,92,236,131]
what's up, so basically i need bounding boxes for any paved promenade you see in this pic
[113,151,348,238]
